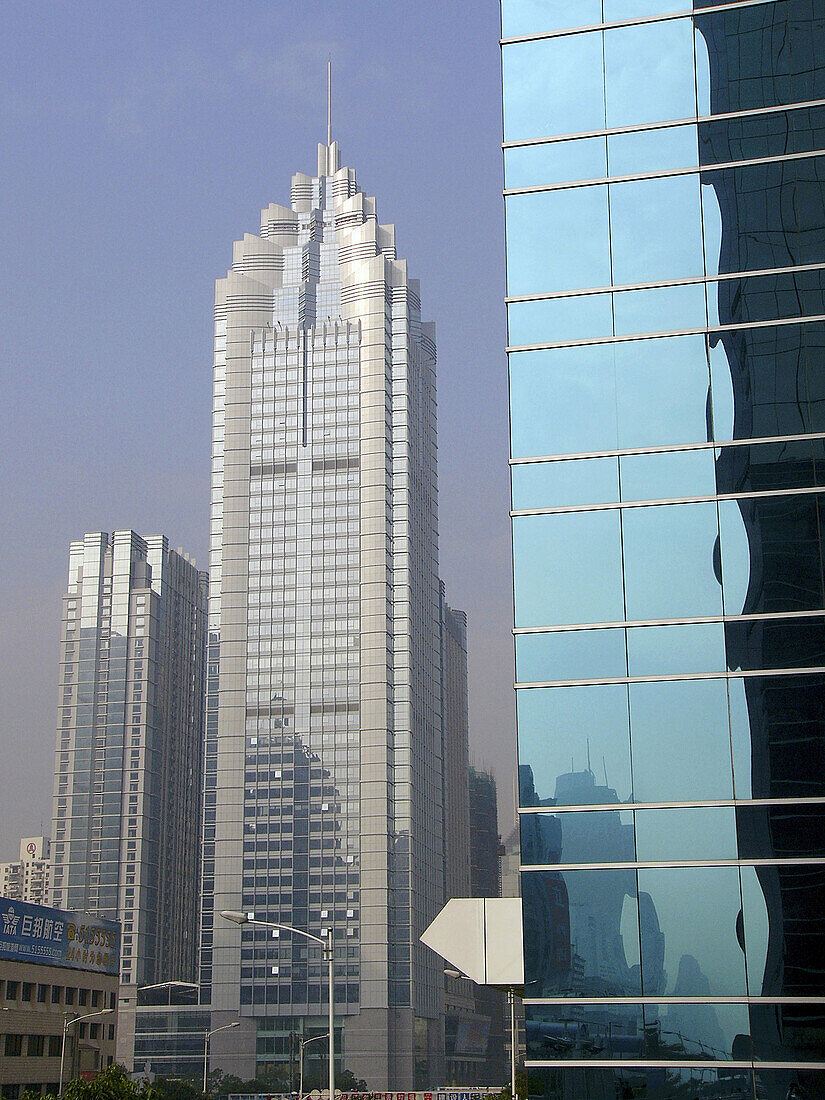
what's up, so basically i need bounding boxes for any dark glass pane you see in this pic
[751,1002,825,1063]
[753,1068,825,1100]
[742,864,825,997]
[517,685,633,807]
[715,435,825,494]
[527,1066,758,1100]
[724,614,825,671]
[736,802,825,859]
[520,807,635,866]
[525,1003,644,1060]
[718,494,825,617]
[729,673,825,800]
[699,104,825,164]
[521,868,641,997]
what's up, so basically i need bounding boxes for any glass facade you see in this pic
[501,1,825,1096]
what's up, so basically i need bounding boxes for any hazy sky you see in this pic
[0,1,516,859]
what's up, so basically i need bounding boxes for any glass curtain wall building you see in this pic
[501,1,825,1097]
[202,141,444,1089]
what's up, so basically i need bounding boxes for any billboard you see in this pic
[0,897,119,976]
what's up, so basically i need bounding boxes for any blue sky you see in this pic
[0,1,515,855]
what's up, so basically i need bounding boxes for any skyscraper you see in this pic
[51,531,207,988]
[501,2,825,1097]
[202,139,443,1088]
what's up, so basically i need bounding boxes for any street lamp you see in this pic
[298,1032,328,1100]
[221,911,334,1100]
[59,1008,115,1095]
[203,1021,239,1094]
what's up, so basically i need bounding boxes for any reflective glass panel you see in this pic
[608,122,699,178]
[610,174,705,285]
[517,684,633,806]
[526,1000,751,1062]
[626,621,726,677]
[505,188,611,295]
[614,336,711,450]
[513,511,624,627]
[509,346,619,458]
[621,501,722,620]
[525,1003,644,1060]
[604,18,697,128]
[501,0,601,38]
[724,614,825,672]
[522,808,636,866]
[504,136,607,190]
[635,806,738,863]
[637,866,747,996]
[522,868,641,997]
[502,34,606,143]
[515,628,627,683]
[620,446,716,502]
[511,456,619,511]
[629,679,734,802]
[507,291,613,346]
[612,281,706,336]
[603,0,688,19]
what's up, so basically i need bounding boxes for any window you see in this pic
[49,1035,62,1056]
[20,983,32,1002]
[37,984,48,1003]
[91,991,101,1007]
[28,1035,45,1056]
[4,1034,23,1056]
[65,988,75,1005]
[51,986,61,1004]
[78,988,88,1006]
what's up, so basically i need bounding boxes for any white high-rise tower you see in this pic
[201,140,444,1088]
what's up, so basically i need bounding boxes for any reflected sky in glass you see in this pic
[629,679,734,802]
[513,511,624,626]
[511,456,619,511]
[517,684,633,805]
[604,18,697,128]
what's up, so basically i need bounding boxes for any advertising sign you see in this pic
[0,897,119,975]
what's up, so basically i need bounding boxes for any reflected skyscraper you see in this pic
[202,140,443,1088]
[501,1,825,1096]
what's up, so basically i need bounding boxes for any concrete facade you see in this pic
[201,141,444,1089]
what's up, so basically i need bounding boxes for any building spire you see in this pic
[327,57,332,147]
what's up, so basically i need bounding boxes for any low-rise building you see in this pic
[0,838,53,907]
[0,898,120,1098]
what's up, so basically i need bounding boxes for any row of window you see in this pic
[0,981,112,1010]
[2,1027,113,1057]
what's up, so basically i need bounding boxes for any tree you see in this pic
[28,1065,160,1100]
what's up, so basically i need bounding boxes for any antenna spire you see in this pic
[327,57,332,147]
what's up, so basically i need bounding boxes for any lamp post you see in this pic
[298,1032,328,1100]
[203,1021,239,1094]
[444,967,519,1100]
[221,911,334,1100]
[59,1008,115,1095]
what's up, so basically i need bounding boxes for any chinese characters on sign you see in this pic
[0,898,119,975]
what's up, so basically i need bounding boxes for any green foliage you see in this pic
[151,1077,206,1100]
[34,1065,160,1100]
